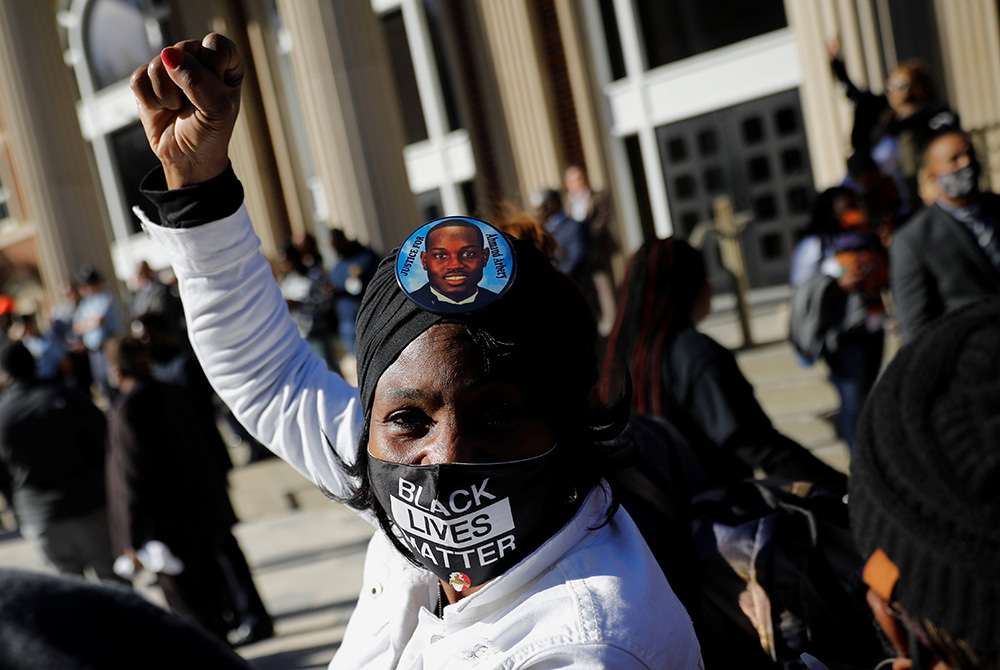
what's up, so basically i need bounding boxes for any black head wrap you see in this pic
[341,230,623,562]
[355,235,597,421]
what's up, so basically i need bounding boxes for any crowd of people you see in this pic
[0,31,997,670]
[789,39,999,453]
[0,258,276,647]
[275,228,380,382]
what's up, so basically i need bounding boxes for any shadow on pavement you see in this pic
[254,538,371,573]
[247,642,341,670]
[273,598,358,624]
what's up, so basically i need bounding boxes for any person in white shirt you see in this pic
[129,33,702,669]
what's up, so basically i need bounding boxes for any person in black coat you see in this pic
[133,313,274,645]
[890,130,1000,342]
[0,342,119,582]
[601,239,847,494]
[104,336,268,643]
[828,37,959,215]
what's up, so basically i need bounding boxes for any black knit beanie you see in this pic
[353,234,598,421]
[850,298,1000,653]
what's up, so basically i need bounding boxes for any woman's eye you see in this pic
[386,409,430,431]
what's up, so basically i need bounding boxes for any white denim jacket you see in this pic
[146,205,703,669]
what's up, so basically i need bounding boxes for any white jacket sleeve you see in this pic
[144,205,365,498]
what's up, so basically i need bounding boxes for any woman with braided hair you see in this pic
[601,238,846,493]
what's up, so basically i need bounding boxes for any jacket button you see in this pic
[369,582,383,597]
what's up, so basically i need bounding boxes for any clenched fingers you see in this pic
[130,63,162,111]
[148,54,186,111]
[158,39,242,124]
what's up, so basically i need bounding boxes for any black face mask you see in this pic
[368,446,566,591]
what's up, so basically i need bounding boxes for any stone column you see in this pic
[552,0,609,192]
[0,1,116,304]
[241,0,312,240]
[173,0,292,258]
[477,0,564,198]
[783,0,855,189]
[274,0,419,251]
[934,0,1000,191]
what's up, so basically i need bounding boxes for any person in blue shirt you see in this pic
[533,188,595,307]
[72,267,120,401]
[10,314,65,381]
[328,228,379,356]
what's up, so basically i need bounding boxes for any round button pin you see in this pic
[395,216,517,314]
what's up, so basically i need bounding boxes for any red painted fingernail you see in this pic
[161,47,183,70]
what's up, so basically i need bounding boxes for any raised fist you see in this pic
[130,33,244,189]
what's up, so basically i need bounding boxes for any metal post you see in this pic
[713,196,754,347]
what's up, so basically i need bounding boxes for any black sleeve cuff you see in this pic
[140,164,244,229]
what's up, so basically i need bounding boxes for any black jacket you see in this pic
[662,325,847,494]
[409,283,499,313]
[891,194,1000,342]
[0,380,107,530]
[105,379,236,556]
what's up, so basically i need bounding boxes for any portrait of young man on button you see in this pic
[396,218,515,314]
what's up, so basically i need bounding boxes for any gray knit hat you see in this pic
[850,298,1000,653]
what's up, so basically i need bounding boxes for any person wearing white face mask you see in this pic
[128,34,702,670]
[889,129,1000,342]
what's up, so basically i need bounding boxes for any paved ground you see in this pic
[0,291,896,668]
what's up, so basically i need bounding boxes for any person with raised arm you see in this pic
[130,34,701,669]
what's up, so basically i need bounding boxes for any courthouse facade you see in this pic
[1,0,999,309]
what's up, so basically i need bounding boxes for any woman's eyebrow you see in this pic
[380,387,427,401]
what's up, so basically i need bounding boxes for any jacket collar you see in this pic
[443,483,609,622]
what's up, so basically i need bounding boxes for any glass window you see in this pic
[781,148,804,175]
[624,135,656,241]
[678,210,700,236]
[741,116,765,145]
[760,232,783,260]
[666,137,687,163]
[110,123,162,233]
[754,193,777,220]
[416,188,443,222]
[0,172,9,223]
[460,180,477,216]
[703,167,724,194]
[655,89,813,288]
[635,0,786,70]
[673,174,696,200]
[747,156,771,184]
[786,186,811,215]
[598,0,627,80]
[423,0,463,132]
[381,9,429,144]
[697,129,718,157]
[85,0,162,90]
[774,107,797,136]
